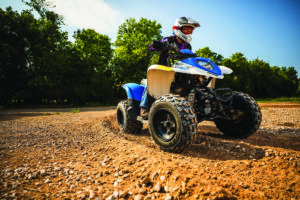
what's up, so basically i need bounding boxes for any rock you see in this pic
[173,175,179,182]
[123,174,129,179]
[165,193,173,200]
[172,187,179,192]
[27,174,32,180]
[40,169,46,176]
[76,176,81,181]
[160,176,166,181]
[51,173,57,178]
[138,188,147,194]
[112,191,119,198]
[239,182,249,189]
[119,190,128,198]
[106,195,115,200]
[89,190,95,199]
[54,167,61,172]
[35,182,42,186]
[134,194,142,200]
[153,182,161,192]
[164,185,170,192]
[44,179,51,183]
[32,172,38,179]
[152,171,159,180]
[141,177,151,185]
[181,181,186,194]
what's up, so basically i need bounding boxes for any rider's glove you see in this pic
[152,40,164,50]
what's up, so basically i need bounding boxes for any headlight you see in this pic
[197,60,213,70]
[174,61,192,69]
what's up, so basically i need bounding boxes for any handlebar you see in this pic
[162,44,197,63]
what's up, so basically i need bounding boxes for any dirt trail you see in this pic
[0,104,299,199]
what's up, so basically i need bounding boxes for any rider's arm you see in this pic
[186,43,192,51]
[149,37,172,52]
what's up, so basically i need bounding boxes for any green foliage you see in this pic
[195,47,224,65]
[71,29,114,104]
[0,2,299,107]
[112,18,162,92]
[71,109,80,113]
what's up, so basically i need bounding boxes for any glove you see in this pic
[152,40,164,50]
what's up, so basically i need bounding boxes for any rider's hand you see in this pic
[152,40,164,50]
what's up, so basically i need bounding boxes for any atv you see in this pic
[116,45,262,153]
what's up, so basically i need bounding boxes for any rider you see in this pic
[140,17,200,118]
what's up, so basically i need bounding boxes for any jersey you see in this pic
[149,36,192,66]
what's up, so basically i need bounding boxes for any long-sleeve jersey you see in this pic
[149,36,192,66]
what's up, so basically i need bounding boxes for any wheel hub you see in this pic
[161,114,176,135]
[153,109,177,142]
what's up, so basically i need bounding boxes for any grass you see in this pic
[71,109,80,113]
[257,97,300,103]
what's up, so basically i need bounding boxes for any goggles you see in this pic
[173,26,194,34]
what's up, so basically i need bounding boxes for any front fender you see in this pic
[122,83,146,101]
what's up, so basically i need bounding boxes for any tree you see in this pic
[21,0,71,104]
[0,7,30,104]
[278,66,299,97]
[195,47,224,65]
[72,29,113,103]
[112,18,162,91]
[218,53,254,95]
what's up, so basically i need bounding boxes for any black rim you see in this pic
[228,106,244,123]
[153,108,177,142]
[117,109,124,126]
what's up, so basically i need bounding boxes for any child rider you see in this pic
[140,17,200,118]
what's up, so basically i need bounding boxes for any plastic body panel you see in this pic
[147,65,175,99]
[122,83,146,101]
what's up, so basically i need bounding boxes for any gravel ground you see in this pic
[0,103,299,199]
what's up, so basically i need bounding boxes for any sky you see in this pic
[1,0,300,76]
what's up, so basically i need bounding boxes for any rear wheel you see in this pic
[116,100,143,133]
[214,92,262,138]
[148,94,197,153]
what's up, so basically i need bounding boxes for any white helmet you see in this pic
[173,17,200,43]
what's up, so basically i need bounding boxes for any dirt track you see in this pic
[0,103,299,199]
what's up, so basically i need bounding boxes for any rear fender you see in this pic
[122,83,146,101]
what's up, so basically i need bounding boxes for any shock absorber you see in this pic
[204,99,211,115]
[188,92,195,106]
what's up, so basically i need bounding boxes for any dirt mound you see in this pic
[0,106,299,199]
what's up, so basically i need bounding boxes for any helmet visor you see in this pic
[173,26,194,35]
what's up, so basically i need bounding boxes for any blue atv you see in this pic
[116,46,262,153]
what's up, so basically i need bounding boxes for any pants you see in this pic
[139,86,148,109]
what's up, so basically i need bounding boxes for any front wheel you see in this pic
[214,92,262,138]
[116,100,143,133]
[148,94,197,153]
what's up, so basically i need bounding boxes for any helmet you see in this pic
[173,17,200,43]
